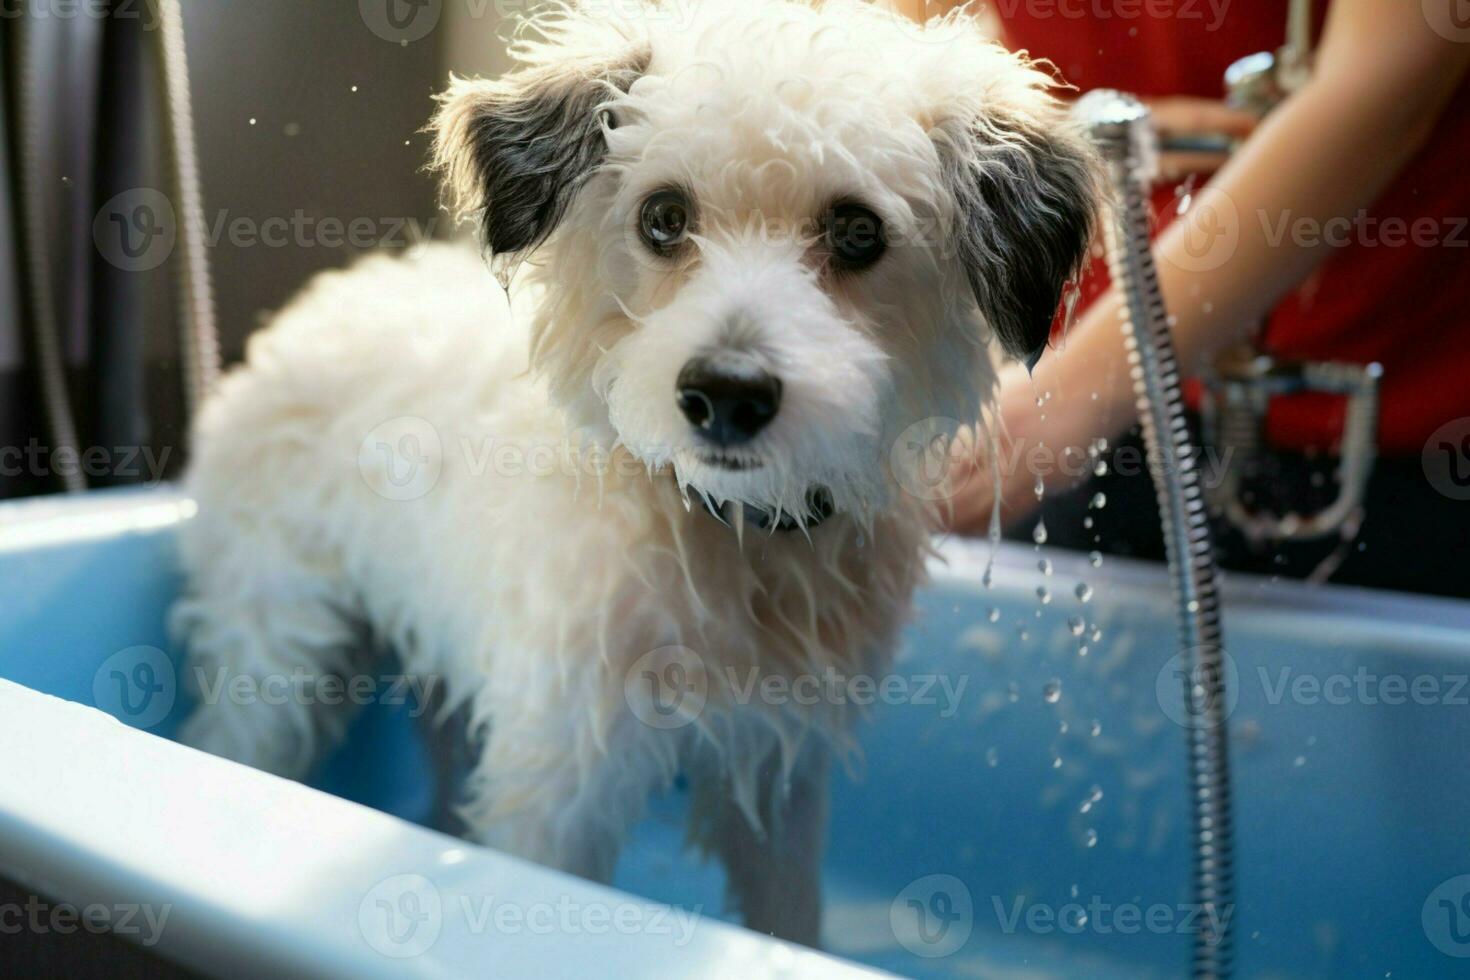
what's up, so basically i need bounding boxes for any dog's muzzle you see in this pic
[697,486,835,533]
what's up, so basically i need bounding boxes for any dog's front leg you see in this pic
[459,709,676,885]
[709,742,830,948]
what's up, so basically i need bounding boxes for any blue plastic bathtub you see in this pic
[2,487,1469,978]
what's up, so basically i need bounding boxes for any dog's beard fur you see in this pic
[433,0,1100,533]
[590,240,893,530]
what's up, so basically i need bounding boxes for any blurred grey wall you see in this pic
[1,0,524,497]
[184,0,445,364]
[185,0,529,366]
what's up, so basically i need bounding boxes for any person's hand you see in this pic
[942,427,1002,537]
[1147,97,1259,182]
[942,360,1118,537]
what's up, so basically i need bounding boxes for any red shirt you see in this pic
[1000,0,1470,454]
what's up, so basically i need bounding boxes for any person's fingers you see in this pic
[1145,98,1257,180]
[939,447,1003,536]
[1148,97,1259,139]
[1158,151,1231,181]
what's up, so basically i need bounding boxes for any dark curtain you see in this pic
[1,0,179,500]
[1,0,443,501]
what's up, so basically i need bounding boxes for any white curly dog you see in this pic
[174,0,1097,944]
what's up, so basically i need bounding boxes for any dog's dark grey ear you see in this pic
[430,48,649,257]
[938,114,1100,371]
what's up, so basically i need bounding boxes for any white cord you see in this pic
[156,0,222,420]
[17,15,86,493]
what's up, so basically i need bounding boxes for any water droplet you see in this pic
[1043,679,1062,703]
[351,85,360,93]
[1084,829,1099,848]
[1018,630,1030,642]
[1083,516,1095,530]
[1090,492,1108,510]
[1077,645,1089,657]
[1033,477,1046,501]
[249,117,258,126]
[1068,616,1086,636]
[987,607,1001,623]
[1090,628,1103,643]
[1038,558,1053,576]
[1007,682,1020,703]
[1070,883,1080,898]
[1089,719,1102,737]
[986,746,1000,767]
[1075,583,1094,603]
[1052,756,1063,769]
[1293,755,1306,768]
[1059,720,1069,734]
[1033,518,1048,544]
[1089,550,1104,568]
[1094,460,1109,477]
[1036,586,1052,605]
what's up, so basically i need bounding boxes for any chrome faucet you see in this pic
[1201,0,1383,556]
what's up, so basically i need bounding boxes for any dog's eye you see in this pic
[639,189,692,254]
[826,203,886,270]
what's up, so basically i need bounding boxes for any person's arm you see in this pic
[946,0,1470,534]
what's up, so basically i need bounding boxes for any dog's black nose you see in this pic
[676,354,781,446]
